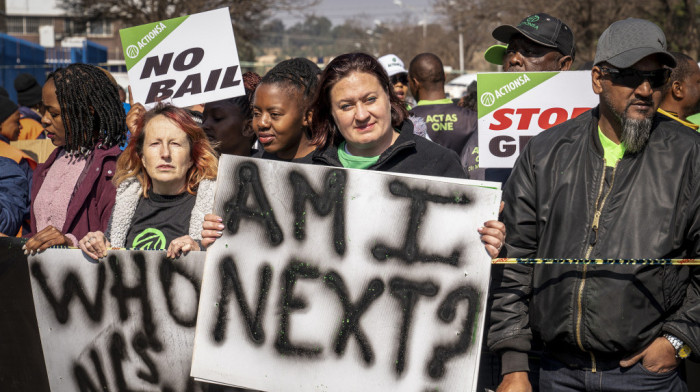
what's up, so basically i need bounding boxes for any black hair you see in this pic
[226,71,261,121]
[669,52,697,84]
[47,64,126,155]
[259,58,321,109]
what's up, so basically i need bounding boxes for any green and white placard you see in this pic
[119,8,244,108]
[477,71,598,168]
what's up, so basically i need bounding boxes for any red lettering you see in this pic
[515,108,540,130]
[489,109,514,131]
[538,107,568,129]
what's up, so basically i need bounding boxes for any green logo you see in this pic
[477,72,558,117]
[481,92,496,107]
[520,15,540,30]
[119,15,189,70]
[132,228,166,250]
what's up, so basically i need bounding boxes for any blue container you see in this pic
[0,34,47,103]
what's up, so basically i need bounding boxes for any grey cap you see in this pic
[593,18,676,68]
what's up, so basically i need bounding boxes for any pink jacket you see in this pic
[28,145,120,241]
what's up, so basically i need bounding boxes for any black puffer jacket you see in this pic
[488,107,700,373]
[299,119,468,179]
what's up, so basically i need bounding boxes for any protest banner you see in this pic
[477,70,598,168]
[26,248,206,391]
[120,8,244,108]
[191,156,502,391]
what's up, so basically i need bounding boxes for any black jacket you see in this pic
[488,107,700,373]
[300,120,468,179]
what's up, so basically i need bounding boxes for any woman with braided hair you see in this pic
[199,58,322,248]
[23,63,127,254]
[202,71,261,156]
[251,57,320,160]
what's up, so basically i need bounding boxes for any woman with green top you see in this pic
[203,53,505,256]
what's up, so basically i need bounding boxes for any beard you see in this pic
[601,92,654,154]
[620,117,652,154]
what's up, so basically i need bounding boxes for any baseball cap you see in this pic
[593,18,676,69]
[485,13,575,65]
[378,54,408,77]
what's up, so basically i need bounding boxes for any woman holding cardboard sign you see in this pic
[302,52,505,256]
[78,104,218,259]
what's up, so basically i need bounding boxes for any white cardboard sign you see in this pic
[120,8,244,108]
[28,249,206,391]
[477,71,599,168]
[191,156,502,391]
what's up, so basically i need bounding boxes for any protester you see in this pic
[78,104,217,259]
[408,53,482,179]
[202,72,260,156]
[23,64,126,254]
[484,12,575,72]
[378,54,415,109]
[0,156,31,236]
[201,52,505,257]
[658,52,700,130]
[13,73,46,140]
[251,57,320,160]
[489,18,699,391]
[483,13,577,185]
[308,52,504,255]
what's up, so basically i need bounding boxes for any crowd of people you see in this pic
[0,11,699,392]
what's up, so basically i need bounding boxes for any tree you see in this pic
[433,0,700,70]
[57,0,319,61]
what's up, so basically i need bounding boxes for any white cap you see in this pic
[378,54,408,77]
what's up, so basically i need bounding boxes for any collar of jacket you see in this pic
[311,119,417,169]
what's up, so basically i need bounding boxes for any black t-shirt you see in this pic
[411,101,484,180]
[125,190,196,250]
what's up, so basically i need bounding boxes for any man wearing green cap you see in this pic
[484,13,575,72]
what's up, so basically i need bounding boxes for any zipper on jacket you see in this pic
[576,159,618,372]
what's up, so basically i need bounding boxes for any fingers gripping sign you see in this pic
[78,231,111,260]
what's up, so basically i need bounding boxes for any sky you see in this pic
[6,0,439,27]
[272,0,437,27]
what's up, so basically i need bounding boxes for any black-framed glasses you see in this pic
[390,73,408,85]
[600,67,671,89]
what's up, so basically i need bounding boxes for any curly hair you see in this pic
[114,103,218,197]
[47,64,126,155]
[309,53,408,149]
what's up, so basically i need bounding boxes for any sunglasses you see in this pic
[390,73,408,85]
[600,67,671,89]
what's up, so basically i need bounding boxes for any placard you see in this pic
[28,249,206,391]
[477,71,598,168]
[120,8,244,107]
[191,156,502,391]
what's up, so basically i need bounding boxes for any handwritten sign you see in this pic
[27,249,206,391]
[191,156,501,391]
[477,71,598,168]
[120,8,244,107]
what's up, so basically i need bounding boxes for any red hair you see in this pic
[114,103,218,197]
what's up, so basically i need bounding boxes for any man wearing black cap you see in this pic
[13,73,45,140]
[489,18,700,391]
[484,13,575,72]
